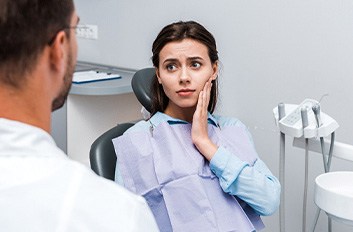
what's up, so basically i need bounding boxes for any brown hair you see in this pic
[150,21,219,115]
[0,0,74,87]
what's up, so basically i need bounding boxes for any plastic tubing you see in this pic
[303,138,309,232]
[311,132,335,232]
[327,132,335,171]
[326,132,335,232]
[320,138,328,172]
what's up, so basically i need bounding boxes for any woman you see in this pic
[113,21,280,232]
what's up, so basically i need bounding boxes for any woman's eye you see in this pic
[166,64,176,71]
[191,62,201,68]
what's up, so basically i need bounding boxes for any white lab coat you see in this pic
[0,118,159,232]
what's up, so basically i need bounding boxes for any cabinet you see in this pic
[55,61,142,166]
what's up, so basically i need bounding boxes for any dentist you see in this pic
[0,1,158,231]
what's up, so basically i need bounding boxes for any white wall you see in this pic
[74,0,353,231]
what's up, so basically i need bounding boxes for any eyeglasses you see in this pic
[47,17,81,45]
[47,26,79,46]
[65,26,80,33]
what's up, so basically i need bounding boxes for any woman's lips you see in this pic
[176,89,195,96]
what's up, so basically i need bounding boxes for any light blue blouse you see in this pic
[115,112,280,216]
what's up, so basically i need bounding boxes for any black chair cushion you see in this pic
[131,68,155,113]
[89,123,134,181]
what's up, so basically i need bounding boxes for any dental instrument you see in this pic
[311,103,335,232]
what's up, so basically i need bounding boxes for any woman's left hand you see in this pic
[191,78,218,161]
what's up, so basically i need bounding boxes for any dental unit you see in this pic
[273,99,340,232]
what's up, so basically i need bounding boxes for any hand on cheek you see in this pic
[191,78,217,161]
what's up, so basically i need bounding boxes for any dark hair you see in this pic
[150,21,219,115]
[0,0,74,87]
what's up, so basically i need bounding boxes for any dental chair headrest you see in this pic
[131,67,155,113]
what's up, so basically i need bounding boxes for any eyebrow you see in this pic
[162,58,178,64]
[187,56,204,61]
[162,56,204,64]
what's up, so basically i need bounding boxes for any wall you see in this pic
[52,103,67,153]
[73,0,353,231]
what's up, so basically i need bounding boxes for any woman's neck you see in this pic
[164,105,195,123]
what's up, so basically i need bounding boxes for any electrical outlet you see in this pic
[76,25,98,40]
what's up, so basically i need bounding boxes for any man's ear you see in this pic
[155,68,162,84]
[49,31,67,73]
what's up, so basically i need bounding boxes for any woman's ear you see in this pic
[155,68,162,84]
[211,61,219,80]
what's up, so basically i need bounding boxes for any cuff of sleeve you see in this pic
[210,146,247,180]
[210,146,228,176]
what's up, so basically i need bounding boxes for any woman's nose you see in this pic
[179,67,191,83]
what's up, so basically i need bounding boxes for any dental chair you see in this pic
[89,67,155,180]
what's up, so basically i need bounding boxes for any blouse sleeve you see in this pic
[209,117,280,216]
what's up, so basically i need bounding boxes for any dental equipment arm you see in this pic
[278,103,286,232]
[301,107,309,232]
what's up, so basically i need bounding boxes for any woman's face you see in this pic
[156,38,218,116]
